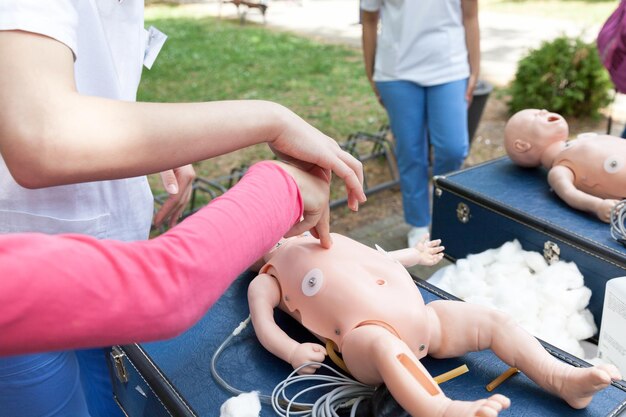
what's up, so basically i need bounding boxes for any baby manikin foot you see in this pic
[442,394,511,417]
[555,364,621,409]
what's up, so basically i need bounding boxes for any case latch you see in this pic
[543,241,561,264]
[456,202,470,224]
[110,346,129,384]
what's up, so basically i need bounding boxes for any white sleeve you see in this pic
[0,0,79,55]
[360,0,382,12]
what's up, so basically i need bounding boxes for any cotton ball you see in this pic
[537,304,569,334]
[523,250,548,273]
[466,248,497,267]
[518,316,541,337]
[220,392,261,417]
[491,283,538,324]
[467,257,487,281]
[449,270,484,299]
[559,261,585,289]
[456,258,471,273]
[485,264,523,286]
[492,291,530,322]
[560,287,592,314]
[534,313,578,355]
[567,309,598,341]
[536,261,584,291]
[436,265,460,293]
[494,240,525,265]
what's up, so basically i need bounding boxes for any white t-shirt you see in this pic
[0,0,154,241]
[360,0,470,86]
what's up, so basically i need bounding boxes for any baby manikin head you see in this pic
[504,109,569,167]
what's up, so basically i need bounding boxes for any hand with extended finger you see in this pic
[270,161,332,248]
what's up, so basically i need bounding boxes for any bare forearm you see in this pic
[0,30,355,196]
[360,10,379,81]
[462,0,480,78]
[7,95,288,187]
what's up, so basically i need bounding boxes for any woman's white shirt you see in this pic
[360,0,470,86]
[0,0,155,241]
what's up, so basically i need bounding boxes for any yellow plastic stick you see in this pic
[325,339,350,374]
[433,364,470,384]
[486,367,519,392]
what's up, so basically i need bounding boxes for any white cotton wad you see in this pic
[432,239,597,359]
[220,391,261,417]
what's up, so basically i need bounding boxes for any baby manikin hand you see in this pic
[413,234,445,266]
[596,199,620,223]
[289,342,327,374]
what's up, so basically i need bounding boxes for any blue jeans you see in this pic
[376,79,469,227]
[0,349,123,417]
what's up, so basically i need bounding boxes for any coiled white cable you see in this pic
[211,316,374,416]
[271,362,374,417]
[610,199,626,246]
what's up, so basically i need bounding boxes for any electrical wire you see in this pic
[210,315,372,415]
[271,362,375,417]
[610,199,626,246]
[211,315,470,416]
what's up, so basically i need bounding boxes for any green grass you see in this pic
[482,0,616,26]
[141,5,386,192]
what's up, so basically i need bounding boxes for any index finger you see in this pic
[314,206,332,249]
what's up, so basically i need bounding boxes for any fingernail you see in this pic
[166,184,178,194]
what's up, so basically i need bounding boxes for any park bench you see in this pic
[220,0,268,23]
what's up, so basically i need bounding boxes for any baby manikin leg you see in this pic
[341,325,509,417]
[427,300,621,409]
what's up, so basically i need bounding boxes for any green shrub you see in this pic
[507,36,612,118]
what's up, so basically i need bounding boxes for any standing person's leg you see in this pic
[426,79,469,176]
[621,125,626,139]
[376,81,430,240]
[77,348,124,417]
[0,352,90,417]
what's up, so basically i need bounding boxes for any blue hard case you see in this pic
[108,270,626,417]
[432,157,626,327]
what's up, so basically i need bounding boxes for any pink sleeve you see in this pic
[0,161,303,355]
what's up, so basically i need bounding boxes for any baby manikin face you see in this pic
[526,109,569,145]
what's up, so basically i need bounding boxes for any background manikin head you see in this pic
[504,109,569,167]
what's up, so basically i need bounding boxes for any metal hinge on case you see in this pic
[456,202,470,223]
[111,346,129,383]
[543,241,561,264]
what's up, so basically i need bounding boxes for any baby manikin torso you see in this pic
[262,234,430,356]
[555,136,626,199]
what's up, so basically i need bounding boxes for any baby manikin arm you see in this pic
[247,273,327,374]
[548,165,618,222]
[388,236,445,267]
